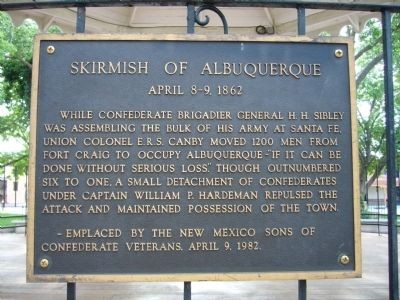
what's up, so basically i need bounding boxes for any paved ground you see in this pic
[0,232,398,300]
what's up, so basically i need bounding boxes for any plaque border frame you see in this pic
[27,34,361,282]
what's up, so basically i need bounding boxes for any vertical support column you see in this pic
[13,168,17,207]
[297,6,306,36]
[298,280,307,300]
[187,5,195,34]
[185,6,193,296]
[67,282,76,300]
[2,166,5,209]
[66,6,86,300]
[382,9,399,300]
[297,6,307,300]
[76,6,86,33]
[184,281,191,300]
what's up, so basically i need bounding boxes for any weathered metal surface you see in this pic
[382,11,399,300]
[28,35,360,282]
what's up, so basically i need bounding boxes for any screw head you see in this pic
[40,258,49,268]
[340,255,350,265]
[256,25,267,35]
[335,49,343,58]
[47,45,55,54]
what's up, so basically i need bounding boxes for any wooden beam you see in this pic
[128,6,138,26]
[42,16,55,32]
[1,0,400,12]
[347,15,361,32]
[277,9,366,34]
[263,7,274,26]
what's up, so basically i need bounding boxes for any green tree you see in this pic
[355,15,400,202]
[0,12,37,175]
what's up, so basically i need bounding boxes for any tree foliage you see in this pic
[355,15,400,200]
[0,12,37,175]
[0,12,36,143]
[0,13,62,175]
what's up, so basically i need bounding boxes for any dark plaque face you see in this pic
[27,35,360,282]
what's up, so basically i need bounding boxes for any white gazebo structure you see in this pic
[3,1,397,35]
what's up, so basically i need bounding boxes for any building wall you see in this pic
[0,166,28,208]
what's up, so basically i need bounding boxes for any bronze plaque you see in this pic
[27,35,361,282]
